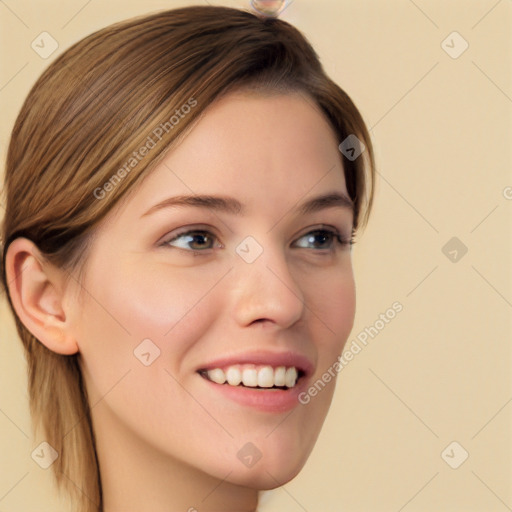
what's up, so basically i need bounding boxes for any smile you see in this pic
[198,364,304,389]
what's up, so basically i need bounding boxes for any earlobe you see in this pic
[5,237,79,355]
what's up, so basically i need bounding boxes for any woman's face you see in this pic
[71,90,356,489]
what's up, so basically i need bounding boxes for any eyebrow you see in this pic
[141,192,354,218]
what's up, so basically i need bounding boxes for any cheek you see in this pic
[329,275,355,332]
[73,259,233,459]
[293,263,355,410]
[304,261,356,352]
[74,259,227,394]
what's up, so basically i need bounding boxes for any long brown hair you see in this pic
[0,6,375,511]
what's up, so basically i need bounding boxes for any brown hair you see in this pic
[0,5,375,511]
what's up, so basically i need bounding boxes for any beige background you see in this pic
[1,0,511,510]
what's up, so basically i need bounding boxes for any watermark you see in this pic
[133,338,161,366]
[441,441,469,469]
[93,97,197,200]
[441,31,469,59]
[31,441,59,469]
[441,236,468,263]
[237,442,262,468]
[236,236,264,263]
[298,301,403,405]
[338,134,365,161]
[31,31,59,59]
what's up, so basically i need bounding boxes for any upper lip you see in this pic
[196,350,314,377]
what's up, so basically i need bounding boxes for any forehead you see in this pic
[111,91,350,223]
[183,90,344,176]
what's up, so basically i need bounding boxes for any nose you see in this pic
[231,242,305,329]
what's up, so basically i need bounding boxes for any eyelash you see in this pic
[161,227,355,255]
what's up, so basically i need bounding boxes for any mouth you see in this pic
[197,364,306,390]
[195,351,314,412]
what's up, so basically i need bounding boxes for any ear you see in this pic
[5,237,79,355]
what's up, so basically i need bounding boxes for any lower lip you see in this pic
[199,374,308,413]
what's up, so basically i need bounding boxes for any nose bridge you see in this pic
[231,235,305,328]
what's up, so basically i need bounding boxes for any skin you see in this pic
[6,91,356,512]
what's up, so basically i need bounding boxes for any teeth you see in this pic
[274,366,286,387]
[285,367,298,388]
[242,366,258,387]
[204,364,300,388]
[226,366,242,386]
[208,368,226,385]
[257,366,274,388]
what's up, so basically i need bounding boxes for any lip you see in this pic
[196,350,315,413]
[199,376,310,413]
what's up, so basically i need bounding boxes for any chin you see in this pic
[216,439,314,489]
[227,461,305,490]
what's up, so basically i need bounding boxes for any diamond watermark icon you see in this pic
[441,441,469,469]
[31,441,58,469]
[442,237,468,263]
[441,31,469,59]
[237,442,263,468]
[338,134,365,161]
[134,338,161,366]
[31,32,59,59]
[236,236,263,263]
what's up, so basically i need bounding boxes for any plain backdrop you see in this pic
[1,1,511,510]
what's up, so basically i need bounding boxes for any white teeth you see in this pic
[226,366,242,386]
[274,366,286,387]
[204,364,300,388]
[285,367,298,388]
[208,368,226,385]
[257,366,274,388]
[242,366,258,387]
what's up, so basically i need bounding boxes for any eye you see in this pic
[163,229,221,252]
[161,226,353,255]
[293,228,352,251]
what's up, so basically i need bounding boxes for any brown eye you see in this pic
[165,230,217,251]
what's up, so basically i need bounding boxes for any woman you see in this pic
[0,5,375,511]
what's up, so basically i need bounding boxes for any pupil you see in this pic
[311,232,328,247]
[191,233,210,249]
